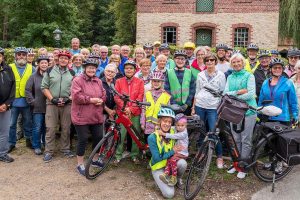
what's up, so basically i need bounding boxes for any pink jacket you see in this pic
[71,74,106,125]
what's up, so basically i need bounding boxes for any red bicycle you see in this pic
[85,86,150,179]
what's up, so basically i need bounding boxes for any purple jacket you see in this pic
[71,74,106,125]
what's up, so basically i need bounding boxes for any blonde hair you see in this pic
[80,48,90,54]
[134,47,146,58]
[109,54,121,65]
[72,54,84,62]
[139,58,151,67]
[229,53,246,68]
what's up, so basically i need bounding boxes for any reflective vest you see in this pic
[10,63,33,98]
[168,68,192,105]
[150,129,175,171]
[190,67,200,80]
[244,59,260,74]
[145,91,171,124]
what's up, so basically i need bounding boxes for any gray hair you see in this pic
[155,54,168,63]
[230,53,246,68]
[194,46,207,57]
[105,63,118,73]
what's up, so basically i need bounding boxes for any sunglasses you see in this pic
[289,56,300,60]
[205,59,216,62]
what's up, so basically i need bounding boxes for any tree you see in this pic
[279,0,300,47]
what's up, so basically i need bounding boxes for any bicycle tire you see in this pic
[85,131,118,180]
[253,134,293,182]
[184,140,213,200]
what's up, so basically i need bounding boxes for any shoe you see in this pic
[26,139,33,149]
[34,148,42,155]
[227,166,237,174]
[77,164,85,176]
[122,151,130,159]
[0,154,14,163]
[216,158,224,169]
[176,178,184,190]
[8,145,15,153]
[43,153,53,163]
[168,175,177,186]
[113,159,120,166]
[63,151,75,158]
[263,162,272,170]
[275,162,283,175]
[159,173,169,184]
[92,159,104,168]
[132,158,140,165]
[237,172,247,179]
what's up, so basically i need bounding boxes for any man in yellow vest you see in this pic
[8,47,35,152]
[245,43,260,73]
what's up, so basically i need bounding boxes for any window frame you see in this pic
[196,0,215,13]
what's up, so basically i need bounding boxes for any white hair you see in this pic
[230,53,246,68]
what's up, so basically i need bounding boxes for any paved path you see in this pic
[252,166,300,200]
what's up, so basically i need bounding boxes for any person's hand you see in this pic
[141,125,145,131]
[173,145,184,153]
[95,98,103,106]
[181,104,188,112]
[90,98,103,105]
[0,104,7,112]
[157,130,166,137]
[191,107,195,115]
[51,98,60,105]
[57,98,65,107]
[124,107,131,116]
[62,97,71,104]
[237,89,248,95]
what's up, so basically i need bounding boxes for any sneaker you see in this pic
[159,173,169,184]
[26,139,33,149]
[8,145,15,153]
[122,151,130,159]
[0,154,14,163]
[43,153,53,163]
[176,178,184,190]
[92,159,104,168]
[113,159,121,166]
[216,158,224,169]
[275,162,283,175]
[168,175,177,186]
[132,158,140,165]
[237,172,247,179]
[227,166,237,174]
[34,148,42,155]
[63,151,75,158]
[263,162,272,170]
[77,164,85,176]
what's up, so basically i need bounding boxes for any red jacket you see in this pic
[114,76,144,116]
[71,74,106,125]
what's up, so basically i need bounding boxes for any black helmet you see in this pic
[89,51,100,59]
[124,60,137,69]
[270,58,284,68]
[143,43,153,49]
[227,46,233,51]
[270,49,279,55]
[0,47,4,55]
[258,50,271,59]
[83,58,99,67]
[159,43,170,51]
[37,55,50,63]
[287,48,300,57]
[174,50,187,58]
[14,47,28,54]
[216,43,228,51]
[247,43,259,51]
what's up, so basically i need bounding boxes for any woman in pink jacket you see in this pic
[71,58,106,176]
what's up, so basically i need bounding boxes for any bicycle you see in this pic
[184,86,294,200]
[84,86,150,180]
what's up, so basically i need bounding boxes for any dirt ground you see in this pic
[0,139,266,200]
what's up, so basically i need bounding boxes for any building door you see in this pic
[196,29,212,46]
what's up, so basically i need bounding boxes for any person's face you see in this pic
[141,63,150,75]
[151,79,163,89]
[247,50,258,60]
[48,55,54,66]
[144,48,153,57]
[15,52,27,66]
[271,64,283,77]
[205,57,216,69]
[121,48,130,57]
[53,50,60,59]
[81,51,89,60]
[38,60,49,72]
[135,50,145,60]
[196,50,205,62]
[175,56,186,68]
[225,50,232,60]
[271,54,278,59]
[288,56,300,66]
[185,48,194,57]
[157,59,167,70]
[112,47,120,55]
[27,54,35,63]
[0,54,3,64]
[124,64,136,78]
[259,56,271,67]
[217,49,226,58]
[160,49,170,57]
[160,117,173,132]
[296,65,300,74]
[104,68,116,80]
[71,40,80,50]
[175,121,186,132]
[58,56,69,67]
[73,57,83,67]
[100,49,108,59]
[92,47,100,54]
[231,57,244,71]
[85,65,96,77]
[110,57,120,66]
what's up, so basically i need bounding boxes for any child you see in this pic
[158,113,189,186]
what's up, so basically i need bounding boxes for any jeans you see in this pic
[0,110,11,157]
[195,106,222,157]
[32,113,46,149]
[9,106,32,146]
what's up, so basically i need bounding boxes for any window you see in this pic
[163,27,177,45]
[196,0,214,12]
[234,28,249,48]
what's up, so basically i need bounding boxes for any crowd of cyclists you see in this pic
[0,37,300,198]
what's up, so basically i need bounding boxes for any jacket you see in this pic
[190,59,206,80]
[71,74,106,125]
[0,63,15,107]
[258,76,298,122]
[101,77,116,114]
[254,65,272,98]
[114,76,144,116]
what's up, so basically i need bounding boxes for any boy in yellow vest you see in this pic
[140,71,171,142]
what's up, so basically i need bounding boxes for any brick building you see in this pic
[136,0,281,49]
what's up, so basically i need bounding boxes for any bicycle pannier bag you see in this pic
[217,95,249,124]
[277,129,300,166]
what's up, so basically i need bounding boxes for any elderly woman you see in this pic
[152,54,168,76]
[224,53,257,179]
[80,48,90,61]
[190,46,207,80]
[192,53,226,169]
[71,58,106,176]
[291,60,300,119]
[47,53,55,68]
[72,54,84,76]
[135,58,152,92]
[109,54,123,80]
[134,47,146,70]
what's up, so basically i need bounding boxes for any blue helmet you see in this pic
[158,107,175,119]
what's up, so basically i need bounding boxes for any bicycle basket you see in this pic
[217,94,249,124]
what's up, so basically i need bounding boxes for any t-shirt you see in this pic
[216,62,231,73]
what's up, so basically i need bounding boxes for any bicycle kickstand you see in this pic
[271,171,275,192]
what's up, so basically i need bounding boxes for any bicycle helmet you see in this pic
[89,51,100,59]
[83,58,99,67]
[36,55,50,63]
[183,42,196,50]
[150,71,165,81]
[216,43,228,51]
[0,47,4,55]
[270,49,279,55]
[269,58,284,68]
[247,43,259,51]
[287,48,300,57]
[143,43,153,49]
[157,107,175,119]
[27,48,35,55]
[174,50,187,58]
[153,41,161,47]
[258,50,271,59]
[124,60,137,69]
[175,113,187,123]
[14,47,28,54]
[227,46,233,51]
[232,49,241,55]
[58,50,72,59]
[159,43,170,51]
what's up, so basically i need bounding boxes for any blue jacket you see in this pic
[258,76,298,122]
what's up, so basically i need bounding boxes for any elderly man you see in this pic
[99,46,109,69]
[183,42,196,66]
[69,38,81,55]
[119,45,131,74]
[245,44,260,73]
[111,45,121,56]
[8,47,35,152]
[284,48,300,78]
[92,44,101,55]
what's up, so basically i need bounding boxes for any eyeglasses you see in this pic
[197,54,205,57]
[105,70,116,74]
[101,52,108,54]
[205,59,215,62]
[272,66,283,70]
[289,56,300,60]
[175,57,186,61]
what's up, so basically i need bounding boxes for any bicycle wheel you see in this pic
[184,140,213,200]
[85,131,119,180]
[253,134,293,182]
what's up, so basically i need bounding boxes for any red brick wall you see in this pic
[137,0,279,13]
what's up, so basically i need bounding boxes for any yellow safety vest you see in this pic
[244,59,260,74]
[145,91,171,124]
[10,63,33,98]
[150,129,175,171]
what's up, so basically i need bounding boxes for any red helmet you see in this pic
[58,50,72,59]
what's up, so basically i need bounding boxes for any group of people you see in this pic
[0,37,300,199]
